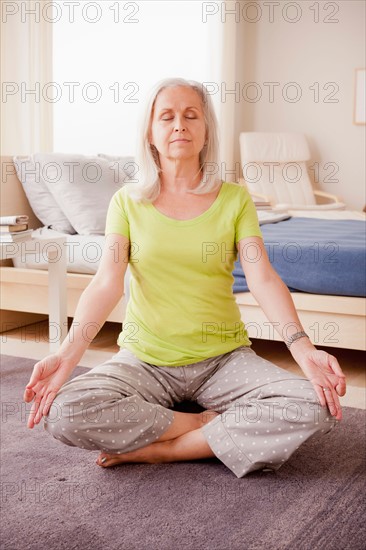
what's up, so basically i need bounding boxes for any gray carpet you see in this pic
[1,354,365,550]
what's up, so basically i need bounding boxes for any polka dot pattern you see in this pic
[43,345,337,477]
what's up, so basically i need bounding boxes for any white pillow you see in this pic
[33,153,131,235]
[13,156,76,234]
[12,227,105,274]
[97,153,137,180]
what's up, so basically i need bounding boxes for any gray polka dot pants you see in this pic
[43,345,338,478]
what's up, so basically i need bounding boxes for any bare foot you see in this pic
[200,410,220,426]
[96,441,166,468]
[96,410,220,468]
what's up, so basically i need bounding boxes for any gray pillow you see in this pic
[13,155,76,234]
[33,153,131,235]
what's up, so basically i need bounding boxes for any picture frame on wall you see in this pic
[354,68,365,125]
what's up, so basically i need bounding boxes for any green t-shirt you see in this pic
[104,181,263,367]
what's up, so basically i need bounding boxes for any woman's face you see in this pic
[149,86,207,164]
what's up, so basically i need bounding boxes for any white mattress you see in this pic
[12,227,105,274]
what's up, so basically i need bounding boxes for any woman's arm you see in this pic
[23,233,131,428]
[58,233,130,366]
[237,236,346,420]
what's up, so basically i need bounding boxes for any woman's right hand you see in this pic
[23,354,76,429]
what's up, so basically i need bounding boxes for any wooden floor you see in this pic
[1,319,365,410]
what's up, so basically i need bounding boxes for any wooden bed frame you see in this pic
[1,156,365,351]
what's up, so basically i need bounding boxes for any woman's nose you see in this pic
[174,116,186,131]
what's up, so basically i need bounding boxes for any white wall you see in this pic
[234,0,365,210]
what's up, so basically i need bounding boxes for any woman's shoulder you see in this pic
[111,181,138,202]
[222,181,251,198]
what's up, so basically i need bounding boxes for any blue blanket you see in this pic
[233,217,366,297]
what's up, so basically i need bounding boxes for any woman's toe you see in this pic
[96,452,113,467]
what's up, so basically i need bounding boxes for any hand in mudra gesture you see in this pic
[295,349,346,421]
[23,354,74,429]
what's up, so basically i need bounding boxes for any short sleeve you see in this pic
[235,186,263,242]
[104,188,130,238]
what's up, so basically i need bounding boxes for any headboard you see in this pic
[0,156,42,230]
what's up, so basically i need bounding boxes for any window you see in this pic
[53,1,214,155]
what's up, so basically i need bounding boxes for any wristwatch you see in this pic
[285,331,309,350]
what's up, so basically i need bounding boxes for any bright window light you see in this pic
[53,1,213,155]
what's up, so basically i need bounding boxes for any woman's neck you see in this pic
[158,158,202,193]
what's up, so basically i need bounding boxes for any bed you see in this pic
[1,155,365,351]
[233,217,365,297]
[233,213,366,351]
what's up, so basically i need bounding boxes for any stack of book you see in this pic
[256,210,291,224]
[0,215,33,243]
[252,197,272,210]
[252,197,291,224]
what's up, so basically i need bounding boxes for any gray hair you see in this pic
[127,77,221,203]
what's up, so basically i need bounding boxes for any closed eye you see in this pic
[161,115,197,121]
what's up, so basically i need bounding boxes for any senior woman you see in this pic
[24,78,346,479]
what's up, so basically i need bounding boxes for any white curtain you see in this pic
[0,1,53,155]
[207,0,238,175]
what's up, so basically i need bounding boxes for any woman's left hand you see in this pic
[292,347,347,421]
